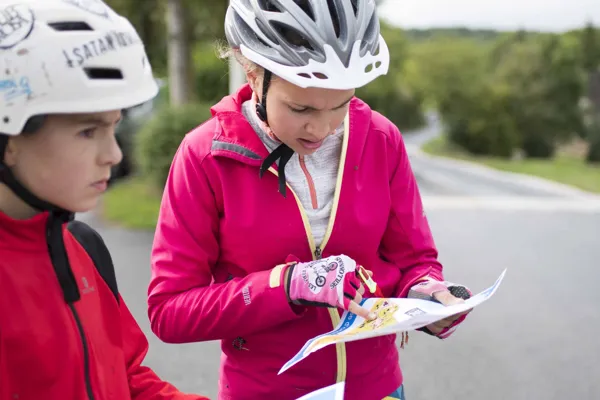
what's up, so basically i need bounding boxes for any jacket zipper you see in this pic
[45,216,95,400]
[69,304,96,400]
[314,246,322,260]
[299,156,319,210]
[266,110,350,383]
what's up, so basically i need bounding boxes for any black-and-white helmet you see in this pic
[0,0,158,136]
[225,0,389,89]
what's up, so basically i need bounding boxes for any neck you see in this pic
[0,183,39,220]
[251,94,281,143]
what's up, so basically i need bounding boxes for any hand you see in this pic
[408,279,472,339]
[284,255,376,321]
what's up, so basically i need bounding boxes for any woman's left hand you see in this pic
[408,279,472,339]
[424,289,472,337]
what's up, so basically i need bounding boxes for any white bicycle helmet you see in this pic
[225,0,390,90]
[0,0,158,136]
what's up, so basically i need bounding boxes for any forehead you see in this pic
[273,78,354,109]
[52,110,122,126]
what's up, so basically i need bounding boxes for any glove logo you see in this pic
[301,258,344,292]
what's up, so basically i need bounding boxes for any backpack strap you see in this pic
[67,220,120,303]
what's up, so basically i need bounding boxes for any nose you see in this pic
[305,115,333,140]
[99,133,123,167]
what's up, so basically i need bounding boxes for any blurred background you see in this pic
[89,1,600,399]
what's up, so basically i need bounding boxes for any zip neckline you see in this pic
[266,112,351,383]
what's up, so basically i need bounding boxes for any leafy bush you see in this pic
[357,80,425,131]
[136,103,213,189]
[193,42,229,104]
[446,83,519,158]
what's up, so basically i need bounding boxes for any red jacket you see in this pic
[148,84,444,399]
[0,210,208,400]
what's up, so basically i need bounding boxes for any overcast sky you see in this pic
[379,0,600,32]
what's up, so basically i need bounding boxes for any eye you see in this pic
[289,106,309,113]
[78,127,96,138]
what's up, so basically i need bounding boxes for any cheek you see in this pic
[331,110,347,128]
[268,108,306,140]
[14,139,92,200]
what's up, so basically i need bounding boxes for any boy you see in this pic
[0,0,209,398]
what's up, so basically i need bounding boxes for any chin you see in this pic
[60,197,99,214]
[292,146,317,157]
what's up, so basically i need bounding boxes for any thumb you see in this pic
[432,289,465,306]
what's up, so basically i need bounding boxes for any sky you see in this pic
[379,0,600,32]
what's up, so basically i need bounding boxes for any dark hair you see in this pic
[21,115,46,134]
[0,115,46,163]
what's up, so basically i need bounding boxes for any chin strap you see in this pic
[259,143,294,197]
[254,70,296,198]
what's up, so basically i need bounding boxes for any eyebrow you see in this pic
[290,94,354,111]
[73,115,121,127]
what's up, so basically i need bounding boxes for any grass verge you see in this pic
[102,176,162,230]
[422,136,600,194]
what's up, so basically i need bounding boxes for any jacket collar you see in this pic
[210,84,270,166]
[0,210,50,251]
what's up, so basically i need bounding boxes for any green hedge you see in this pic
[445,84,519,158]
[135,103,213,189]
[586,116,600,163]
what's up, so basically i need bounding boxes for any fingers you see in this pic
[343,283,364,306]
[432,289,465,306]
[425,323,444,335]
[357,282,365,296]
[425,310,471,336]
[348,300,375,320]
[353,289,363,304]
[424,318,453,335]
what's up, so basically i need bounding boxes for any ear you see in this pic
[2,137,19,167]
[246,69,262,95]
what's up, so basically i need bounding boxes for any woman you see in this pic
[148,1,471,399]
[0,0,207,399]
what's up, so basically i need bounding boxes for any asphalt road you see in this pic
[80,122,600,400]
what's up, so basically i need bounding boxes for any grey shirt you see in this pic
[241,100,343,247]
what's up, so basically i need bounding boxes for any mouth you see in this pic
[298,138,325,150]
[91,178,109,192]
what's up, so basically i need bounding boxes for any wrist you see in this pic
[282,262,296,303]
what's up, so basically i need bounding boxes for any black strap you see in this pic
[0,164,69,212]
[67,220,120,303]
[259,143,294,197]
[254,69,295,197]
[47,212,80,304]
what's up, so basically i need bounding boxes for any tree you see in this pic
[166,0,195,105]
[580,21,600,74]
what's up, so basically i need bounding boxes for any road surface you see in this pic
[80,122,600,399]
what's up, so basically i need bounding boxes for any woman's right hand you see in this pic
[283,255,376,320]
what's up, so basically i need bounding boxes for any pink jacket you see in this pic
[148,84,445,400]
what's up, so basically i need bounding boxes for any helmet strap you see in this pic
[255,69,294,197]
[255,69,272,123]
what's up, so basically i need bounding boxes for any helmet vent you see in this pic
[84,67,123,80]
[270,21,313,50]
[48,21,93,31]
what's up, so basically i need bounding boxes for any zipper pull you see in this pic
[314,246,322,260]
